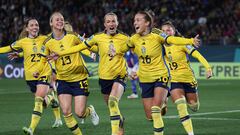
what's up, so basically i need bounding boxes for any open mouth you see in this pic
[110,27,114,30]
[135,26,140,31]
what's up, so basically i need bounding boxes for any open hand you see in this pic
[8,52,19,61]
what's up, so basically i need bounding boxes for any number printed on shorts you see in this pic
[79,80,88,90]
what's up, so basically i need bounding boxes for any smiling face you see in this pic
[104,14,118,35]
[26,19,39,38]
[50,13,65,31]
[134,13,150,35]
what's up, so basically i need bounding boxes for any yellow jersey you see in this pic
[128,32,195,83]
[0,35,51,80]
[42,31,88,82]
[165,44,211,83]
[85,31,129,79]
[57,31,129,80]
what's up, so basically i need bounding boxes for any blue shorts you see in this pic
[140,80,169,98]
[98,76,127,95]
[26,76,50,93]
[170,82,198,93]
[57,78,89,96]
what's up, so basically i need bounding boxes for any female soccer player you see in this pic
[49,12,129,135]
[0,18,62,135]
[40,12,99,135]
[160,21,212,135]
[128,11,200,135]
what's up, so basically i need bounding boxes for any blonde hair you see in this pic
[64,21,73,31]
[104,12,118,22]
[49,12,64,28]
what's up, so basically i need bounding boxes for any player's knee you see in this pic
[75,110,85,118]
[108,95,118,109]
[188,101,200,112]
[62,108,72,116]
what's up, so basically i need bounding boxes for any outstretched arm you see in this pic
[192,50,212,79]
[166,35,200,47]
[0,46,12,54]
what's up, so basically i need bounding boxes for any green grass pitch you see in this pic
[0,79,240,135]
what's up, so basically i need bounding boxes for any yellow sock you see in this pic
[29,96,43,132]
[43,94,54,107]
[64,113,82,135]
[52,107,61,120]
[80,107,91,118]
[175,98,194,134]
[151,106,164,135]
[108,95,121,135]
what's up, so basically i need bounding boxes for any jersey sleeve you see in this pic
[154,30,195,45]
[89,45,98,53]
[10,41,22,51]
[166,36,194,45]
[191,50,211,70]
[0,46,12,53]
[81,49,92,57]
[183,45,196,55]
[58,34,96,56]
[127,37,135,48]
[18,52,24,57]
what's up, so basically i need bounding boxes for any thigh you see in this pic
[58,94,72,115]
[36,84,49,97]
[186,92,198,104]
[153,86,168,106]
[74,95,87,113]
[170,88,185,102]
[110,82,124,99]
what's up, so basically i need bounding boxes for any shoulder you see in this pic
[94,31,104,36]
[151,28,163,35]
[38,35,48,40]
[42,36,52,45]
[117,30,129,37]
[66,31,79,37]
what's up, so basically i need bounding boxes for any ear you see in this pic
[146,21,150,27]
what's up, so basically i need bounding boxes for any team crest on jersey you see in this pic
[41,45,45,53]
[141,46,146,56]
[186,45,193,50]
[33,46,37,53]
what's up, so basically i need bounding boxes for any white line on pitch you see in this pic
[164,110,240,119]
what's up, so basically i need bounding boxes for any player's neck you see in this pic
[28,34,37,39]
[140,28,150,36]
[53,29,65,40]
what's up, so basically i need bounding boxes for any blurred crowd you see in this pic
[0,0,239,46]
